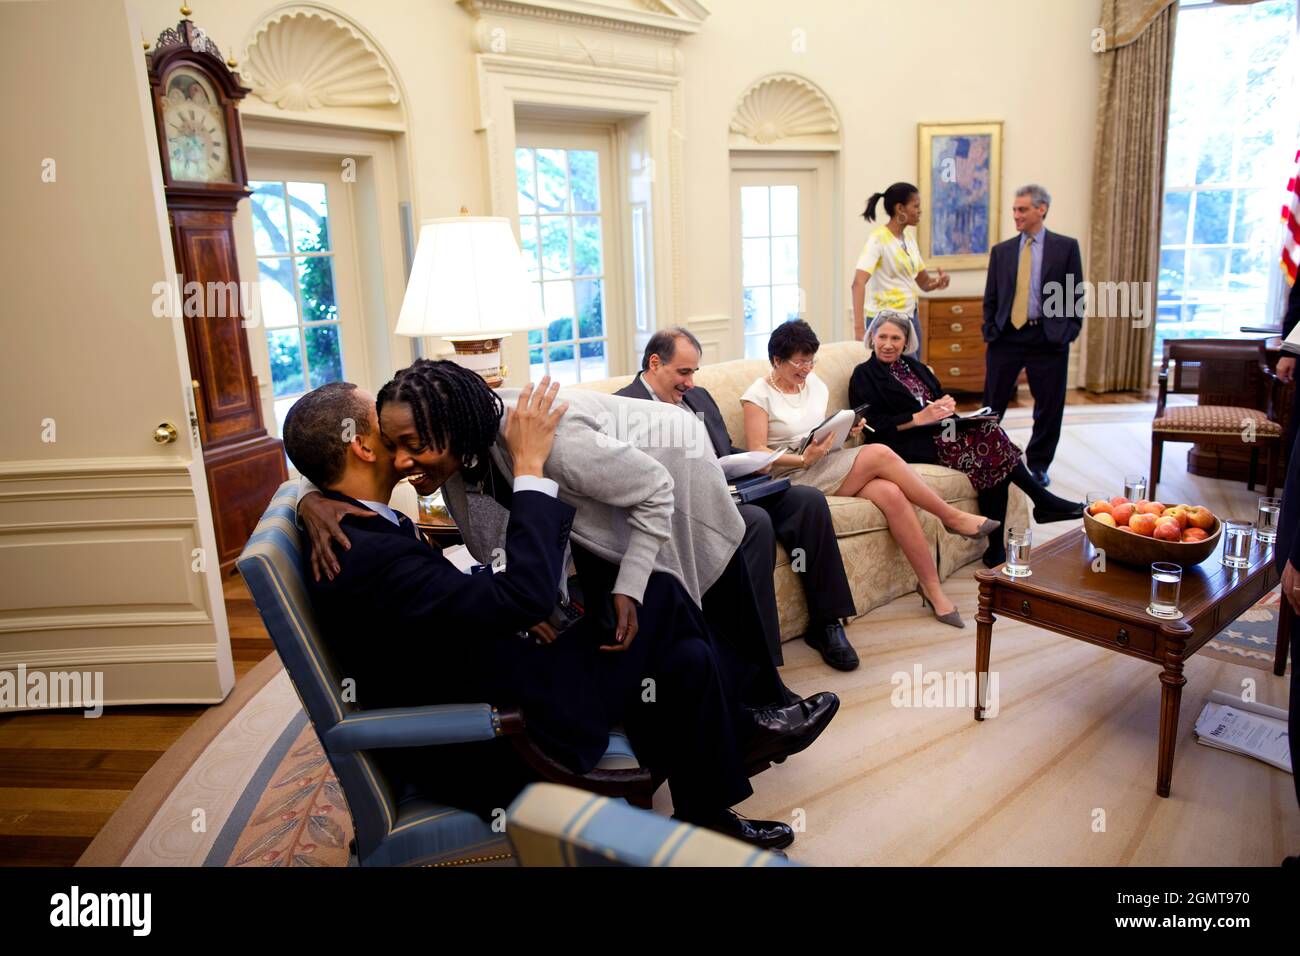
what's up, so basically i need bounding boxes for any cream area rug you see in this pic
[82,406,1297,867]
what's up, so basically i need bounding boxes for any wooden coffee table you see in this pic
[973,528,1285,798]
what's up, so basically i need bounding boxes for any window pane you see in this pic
[741,187,769,238]
[287,182,329,252]
[305,325,343,388]
[543,280,575,342]
[1187,248,1229,293]
[257,259,298,328]
[744,286,771,334]
[569,150,599,212]
[1230,246,1269,293]
[267,328,304,398]
[250,181,289,255]
[1191,190,1232,245]
[771,236,798,285]
[539,216,571,277]
[742,237,771,286]
[1161,191,1190,246]
[1158,250,1185,301]
[575,279,603,339]
[298,256,338,323]
[1231,189,1266,244]
[547,343,578,385]
[1195,135,1232,185]
[573,216,602,276]
[744,334,767,360]
[519,217,539,280]
[772,284,801,323]
[579,339,607,381]
[515,149,536,215]
[535,149,568,213]
[770,186,798,236]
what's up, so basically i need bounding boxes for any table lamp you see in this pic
[395,212,543,388]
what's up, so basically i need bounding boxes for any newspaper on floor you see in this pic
[1192,689,1292,774]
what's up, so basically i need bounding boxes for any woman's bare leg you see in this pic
[858,477,956,616]
[833,444,984,536]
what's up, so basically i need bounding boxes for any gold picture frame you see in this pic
[917,121,1002,270]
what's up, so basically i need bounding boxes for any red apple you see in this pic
[1153,520,1182,541]
[1160,506,1188,530]
[1130,513,1158,536]
[1182,527,1208,542]
[1110,496,1130,507]
[1094,513,1118,528]
[1088,500,1114,516]
[1137,500,1167,516]
[1112,503,1137,525]
[1185,506,1215,530]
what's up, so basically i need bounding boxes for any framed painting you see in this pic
[917,122,1002,270]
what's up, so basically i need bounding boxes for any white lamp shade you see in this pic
[395,216,543,337]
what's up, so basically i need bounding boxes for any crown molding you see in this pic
[459,0,708,40]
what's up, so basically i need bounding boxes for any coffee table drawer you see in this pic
[994,590,1157,655]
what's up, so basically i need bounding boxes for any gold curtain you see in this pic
[1083,0,1177,392]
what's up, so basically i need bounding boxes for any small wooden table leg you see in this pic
[1155,631,1189,798]
[975,577,994,721]
[1276,591,1292,678]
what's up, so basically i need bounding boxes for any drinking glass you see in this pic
[1148,562,1182,619]
[1003,526,1032,577]
[1221,520,1253,570]
[1255,497,1280,545]
[1123,474,1147,503]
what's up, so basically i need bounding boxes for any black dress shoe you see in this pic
[745,691,840,767]
[803,621,859,671]
[678,809,795,851]
[1032,502,1085,523]
[1030,469,1051,487]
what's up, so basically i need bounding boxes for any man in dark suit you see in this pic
[282,378,819,848]
[982,184,1085,487]
[616,328,859,672]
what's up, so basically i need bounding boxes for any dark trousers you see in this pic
[571,542,785,708]
[739,486,857,665]
[984,322,1070,473]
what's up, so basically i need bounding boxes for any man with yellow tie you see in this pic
[981,184,1085,488]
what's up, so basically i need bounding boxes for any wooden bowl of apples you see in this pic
[1082,497,1222,568]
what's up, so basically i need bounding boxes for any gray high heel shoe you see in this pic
[947,516,1001,540]
[915,583,966,629]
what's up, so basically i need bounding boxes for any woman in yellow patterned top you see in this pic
[851,182,949,357]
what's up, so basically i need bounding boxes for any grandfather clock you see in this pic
[147,11,287,572]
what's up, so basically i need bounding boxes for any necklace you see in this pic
[768,369,808,406]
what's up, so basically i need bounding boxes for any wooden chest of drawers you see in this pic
[920,297,986,395]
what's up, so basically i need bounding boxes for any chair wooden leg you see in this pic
[1149,436,1163,498]
[1248,446,1259,491]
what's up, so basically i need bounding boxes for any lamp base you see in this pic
[443,334,511,388]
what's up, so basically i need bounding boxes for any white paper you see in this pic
[441,543,479,574]
[959,405,996,419]
[799,408,857,455]
[718,447,786,480]
[1193,698,1292,773]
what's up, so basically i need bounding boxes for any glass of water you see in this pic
[1003,526,1032,577]
[1148,562,1182,619]
[1221,520,1254,570]
[1123,474,1148,502]
[1255,497,1280,545]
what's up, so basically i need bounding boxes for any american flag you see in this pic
[1285,148,1299,286]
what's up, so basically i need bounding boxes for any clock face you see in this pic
[162,68,231,183]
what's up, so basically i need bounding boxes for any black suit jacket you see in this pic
[302,487,614,773]
[615,375,741,458]
[982,229,1085,346]
[847,354,946,463]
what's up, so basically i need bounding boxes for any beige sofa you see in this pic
[575,340,1029,642]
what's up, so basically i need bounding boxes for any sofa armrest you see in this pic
[322,702,515,752]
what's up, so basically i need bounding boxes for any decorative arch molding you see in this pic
[240,4,402,115]
[729,73,841,150]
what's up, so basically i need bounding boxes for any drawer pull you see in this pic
[951,305,964,315]
[1116,628,1130,647]
[950,322,964,333]
[949,367,962,376]
[1020,599,1031,616]
[949,343,962,353]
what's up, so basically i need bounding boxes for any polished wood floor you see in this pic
[0,575,274,866]
[0,384,1162,866]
